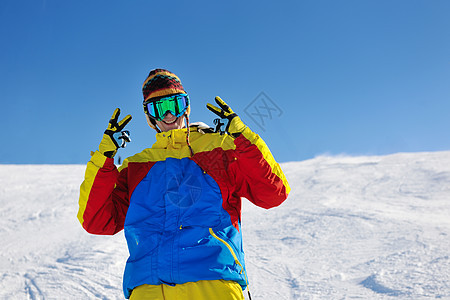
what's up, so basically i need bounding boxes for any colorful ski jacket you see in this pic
[78,122,290,299]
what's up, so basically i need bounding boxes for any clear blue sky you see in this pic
[1,0,449,164]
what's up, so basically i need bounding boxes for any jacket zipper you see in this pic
[209,227,250,291]
[209,228,243,274]
[209,228,252,299]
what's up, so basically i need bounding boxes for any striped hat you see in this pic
[142,69,186,102]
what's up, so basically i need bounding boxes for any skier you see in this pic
[77,69,290,299]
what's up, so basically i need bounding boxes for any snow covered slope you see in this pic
[1,151,449,299]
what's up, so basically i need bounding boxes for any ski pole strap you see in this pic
[112,130,131,148]
[213,118,230,135]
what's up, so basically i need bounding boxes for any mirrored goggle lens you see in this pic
[144,94,189,121]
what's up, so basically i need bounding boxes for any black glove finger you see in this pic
[117,114,132,131]
[207,103,226,118]
[214,97,231,113]
[109,108,121,129]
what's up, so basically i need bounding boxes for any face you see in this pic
[155,112,185,132]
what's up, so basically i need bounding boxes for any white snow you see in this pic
[1,151,449,299]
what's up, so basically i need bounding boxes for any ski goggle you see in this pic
[143,93,190,121]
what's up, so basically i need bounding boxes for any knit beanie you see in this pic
[142,69,187,101]
[142,69,191,131]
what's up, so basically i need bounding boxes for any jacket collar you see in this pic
[153,128,189,149]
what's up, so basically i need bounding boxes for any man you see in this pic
[78,69,290,299]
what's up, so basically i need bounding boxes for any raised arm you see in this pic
[77,109,132,234]
[207,97,290,208]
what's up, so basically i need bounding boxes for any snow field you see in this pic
[1,151,449,299]
[242,152,450,299]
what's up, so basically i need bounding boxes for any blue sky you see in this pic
[1,0,449,164]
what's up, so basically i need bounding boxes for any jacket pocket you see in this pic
[209,228,244,274]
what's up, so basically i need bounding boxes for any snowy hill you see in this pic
[1,151,449,299]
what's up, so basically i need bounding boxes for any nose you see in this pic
[163,112,177,121]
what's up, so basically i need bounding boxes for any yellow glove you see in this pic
[206,96,246,137]
[99,108,132,158]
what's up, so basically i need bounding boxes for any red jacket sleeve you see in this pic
[233,126,290,209]
[77,151,129,235]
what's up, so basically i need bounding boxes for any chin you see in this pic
[166,124,181,130]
